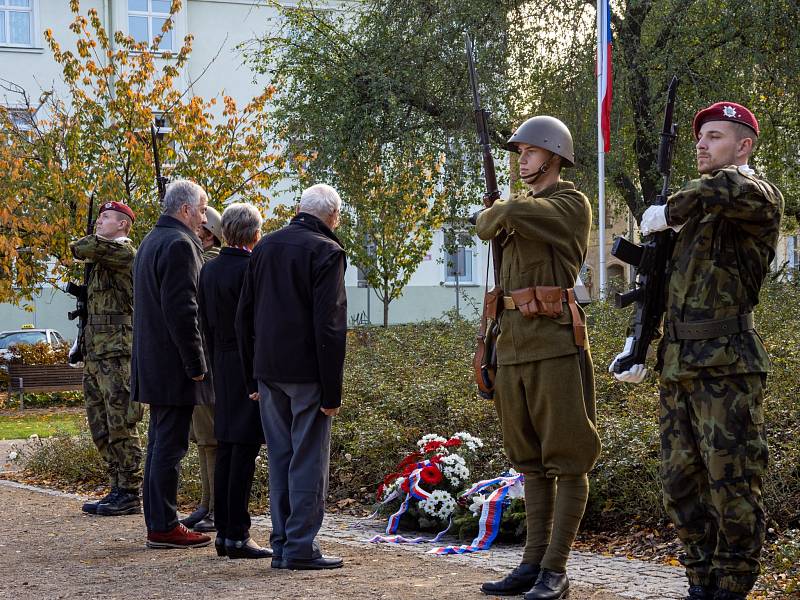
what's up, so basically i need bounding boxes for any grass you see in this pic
[0,411,84,439]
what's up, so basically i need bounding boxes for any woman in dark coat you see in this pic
[198,203,270,559]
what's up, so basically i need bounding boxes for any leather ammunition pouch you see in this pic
[503,286,586,348]
[667,312,754,341]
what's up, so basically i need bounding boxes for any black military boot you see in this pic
[686,585,715,599]
[713,590,746,600]
[481,562,540,596]
[82,488,118,515]
[96,488,141,516]
[523,569,569,600]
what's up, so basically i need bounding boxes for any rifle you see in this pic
[465,33,502,399]
[610,76,679,372]
[150,121,168,201]
[66,191,96,365]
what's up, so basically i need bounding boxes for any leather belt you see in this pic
[667,312,754,341]
[88,314,132,326]
[502,290,568,310]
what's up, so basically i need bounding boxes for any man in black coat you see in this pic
[198,202,271,560]
[236,183,347,570]
[132,179,214,549]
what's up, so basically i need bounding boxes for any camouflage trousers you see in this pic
[84,356,144,490]
[659,374,768,595]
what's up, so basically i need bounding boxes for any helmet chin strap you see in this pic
[521,152,555,185]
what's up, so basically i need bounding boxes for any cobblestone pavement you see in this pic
[257,514,689,600]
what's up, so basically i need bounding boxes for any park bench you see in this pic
[5,364,83,409]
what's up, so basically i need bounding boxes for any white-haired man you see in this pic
[236,183,347,570]
[132,179,214,549]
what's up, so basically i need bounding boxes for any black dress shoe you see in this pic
[82,488,118,515]
[193,511,216,533]
[225,537,273,559]
[271,555,284,569]
[96,490,141,516]
[281,555,344,570]
[180,506,209,529]
[481,562,541,596]
[215,536,226,557]
[524,569,569,600]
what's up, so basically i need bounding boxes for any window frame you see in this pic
[443,230,477,286]
[127,0,175,52]
[0,0,39,49]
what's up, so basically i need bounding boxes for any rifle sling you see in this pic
[667,312,754,341]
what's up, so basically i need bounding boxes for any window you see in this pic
[128,0,173,50]
[0,0,35,47]
[444,231,475,284]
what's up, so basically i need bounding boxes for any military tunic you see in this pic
[475,181,601,477]
[70,234,143,491]
[657,165,783,594]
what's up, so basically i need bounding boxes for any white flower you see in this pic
[419,489,457,519]
[452,431,484,452]
[440,453,470,485]
[417,433,447,449]
[468,493,488,516]
[8,451,18,461]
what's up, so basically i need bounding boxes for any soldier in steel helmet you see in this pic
[474,116,600,600]
[610,102,784,600]
[182,204,223,532]
[71,201,144,516]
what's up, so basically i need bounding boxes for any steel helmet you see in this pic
[506,116,575,167]
[203,205,223,244]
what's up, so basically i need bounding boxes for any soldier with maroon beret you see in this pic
[611,102,783,600]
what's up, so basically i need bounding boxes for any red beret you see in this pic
[99,201,135,222]
[693,102,759,139]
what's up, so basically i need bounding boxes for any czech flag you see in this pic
[598,0,612,152]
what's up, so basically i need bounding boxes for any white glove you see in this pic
[608,336,648,383]
[640,205,685,237]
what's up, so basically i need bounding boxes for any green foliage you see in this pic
[22,429,106,485]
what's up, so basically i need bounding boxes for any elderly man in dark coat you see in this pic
[236,183,347,570]
[132,179,214,549]
[198,202,271,560]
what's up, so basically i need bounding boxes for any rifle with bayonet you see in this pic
[465,32,502,399]
[610,76,680,372]
[66,191,96,365]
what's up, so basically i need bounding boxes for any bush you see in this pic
[0,341,82,409]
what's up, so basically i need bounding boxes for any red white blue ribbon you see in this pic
[428,473,524,555]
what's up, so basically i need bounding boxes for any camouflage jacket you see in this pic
[657,165,784,382]
[202,245,220,264]
[476,180,591,365]
[70,235,136,360]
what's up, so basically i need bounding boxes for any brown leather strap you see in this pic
[503,289,569,310]
[667,312,754,340]
[88,314,131,326]
[565,288,586,348]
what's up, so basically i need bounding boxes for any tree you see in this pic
[0,0,284,304]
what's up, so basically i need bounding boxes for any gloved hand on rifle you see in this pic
[640,205,685,237]
[608,336,648,383]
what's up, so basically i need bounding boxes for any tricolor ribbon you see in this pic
[428,473,524,555]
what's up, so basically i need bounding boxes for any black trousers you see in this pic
[143,404,194,533]
[214,441,261,541]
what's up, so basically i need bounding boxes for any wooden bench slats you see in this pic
[5,364,83,408]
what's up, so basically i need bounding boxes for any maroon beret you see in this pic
[693,102,759,139]
[99,201,135,222]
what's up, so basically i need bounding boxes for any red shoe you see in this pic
[146,523,212,549]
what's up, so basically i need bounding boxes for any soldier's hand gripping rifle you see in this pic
[66,191,96,365]
[610,76,679,373]
[465,33,502,399]
[151,121,168,201]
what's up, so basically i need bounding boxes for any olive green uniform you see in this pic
[656,166,783,595]
[189,245,220,513]
[71,235,143,491]
[476,181,600,572]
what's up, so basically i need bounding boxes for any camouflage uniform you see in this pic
[71,235,144,491]
[657,166,783,594]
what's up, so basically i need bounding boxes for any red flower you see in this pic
[444,438,462,448]
[402,464,415,476]
[423,440,444,453]
[383,472,401,485]
[400,478,411,493]
[430,454,443,465]
[376,483,385,500]
[397,452,422,469]
[420,465,443,485]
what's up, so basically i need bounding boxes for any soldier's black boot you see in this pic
[96,488,141,516]
[481,562,540,596]
[82,488,118,514]
[523,569,570,600]
[686,585,715,599]
[713,590,746,600]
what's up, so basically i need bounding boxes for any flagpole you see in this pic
[596,0,607,300]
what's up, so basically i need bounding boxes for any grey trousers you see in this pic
[259,380,331,560]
